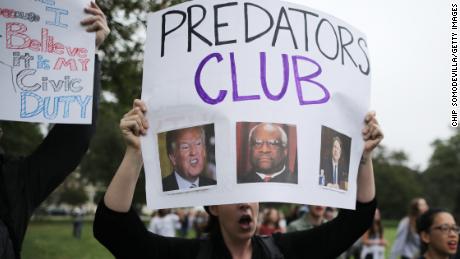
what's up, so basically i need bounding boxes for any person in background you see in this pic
[148,209,181,237]
[360,208,387,259]
[177,209,191,238]
[257,208,284,236]
[193,210,209,239]
[390,198,429,259]
[325,207,339,221]
[0,3,109,258]
[287,205,326,232]
[72,206,84,239]
[416,208,458,259]
[278,210,287,233]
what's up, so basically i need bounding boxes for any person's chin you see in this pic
[256,162,273,170]
[187,171,202,179]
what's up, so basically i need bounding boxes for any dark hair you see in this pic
[203,206,221,238]
[158,209,170,217]
[262,208,280,228]
[409,198,425,218]
[369,217,384,239]
[416,208,448,254]
[331,136,343,162]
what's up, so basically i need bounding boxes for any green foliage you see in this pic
[42,173,89,206]
[0,121,43,157]
[59,187,88,206]
[80,103,125,187]
[373,129,460,220]
[373,146,423,219]
[78,0,186,206]
[423,128,460,215]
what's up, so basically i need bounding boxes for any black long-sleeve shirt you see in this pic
[0,56,101,258]
[94,198,376,259]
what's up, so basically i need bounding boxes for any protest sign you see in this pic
[141,0,371,209]
[0,0,95,124]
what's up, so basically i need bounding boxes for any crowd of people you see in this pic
[144,197,459,259]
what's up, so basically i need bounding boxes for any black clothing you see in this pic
[196,233,283,259]
[323,160,348,190]
[94,198,376,259]
[0,56,101,259]
[162,173,216,192]
[0,221,14,259]
[238,167,297,184]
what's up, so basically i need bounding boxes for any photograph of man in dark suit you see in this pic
[162,126,216,192]
[238,123,297,184]
[321,136,349,190]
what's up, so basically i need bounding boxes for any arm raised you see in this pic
[356,111,383,203]
[104,99,149,212]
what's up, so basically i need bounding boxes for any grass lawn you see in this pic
[22,220,112,259]
[383,220,399,258]
[22,219,400,258]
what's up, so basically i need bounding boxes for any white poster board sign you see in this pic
[0,0,95,124]
[141,0,371,209]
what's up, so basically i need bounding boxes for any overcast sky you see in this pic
[284,0,454,170]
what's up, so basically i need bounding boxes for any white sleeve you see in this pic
[390,217,409,259]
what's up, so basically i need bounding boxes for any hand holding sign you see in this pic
[362,111,384,160]
[120,99,149,151]
[0,0,96,124]
[356,111,383,203]
[140,0,375,210]
[81,2,110,49]
[104,99,148,213]
[0,3,110,258]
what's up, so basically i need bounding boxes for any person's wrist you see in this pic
[126,145,141,153]
[360,151,372,165]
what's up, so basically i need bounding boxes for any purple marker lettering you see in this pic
[292,55,330,105]
[260,52,289,101]
[231,52,260,102]
[195,52,227,105]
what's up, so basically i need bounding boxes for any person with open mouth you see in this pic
[416,208,459,259]
[93,100,383,259]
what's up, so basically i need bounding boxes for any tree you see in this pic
[43,173,89,207]
[422,128,460,211]
[0,121,43,157]
[372,146,423,219]
[79,0,186,206]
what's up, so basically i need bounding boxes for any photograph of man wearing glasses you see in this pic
[237,122,297,184]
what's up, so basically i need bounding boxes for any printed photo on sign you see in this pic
[318,126,351,191]
[236,122,298,184]
[158,124,217,193]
